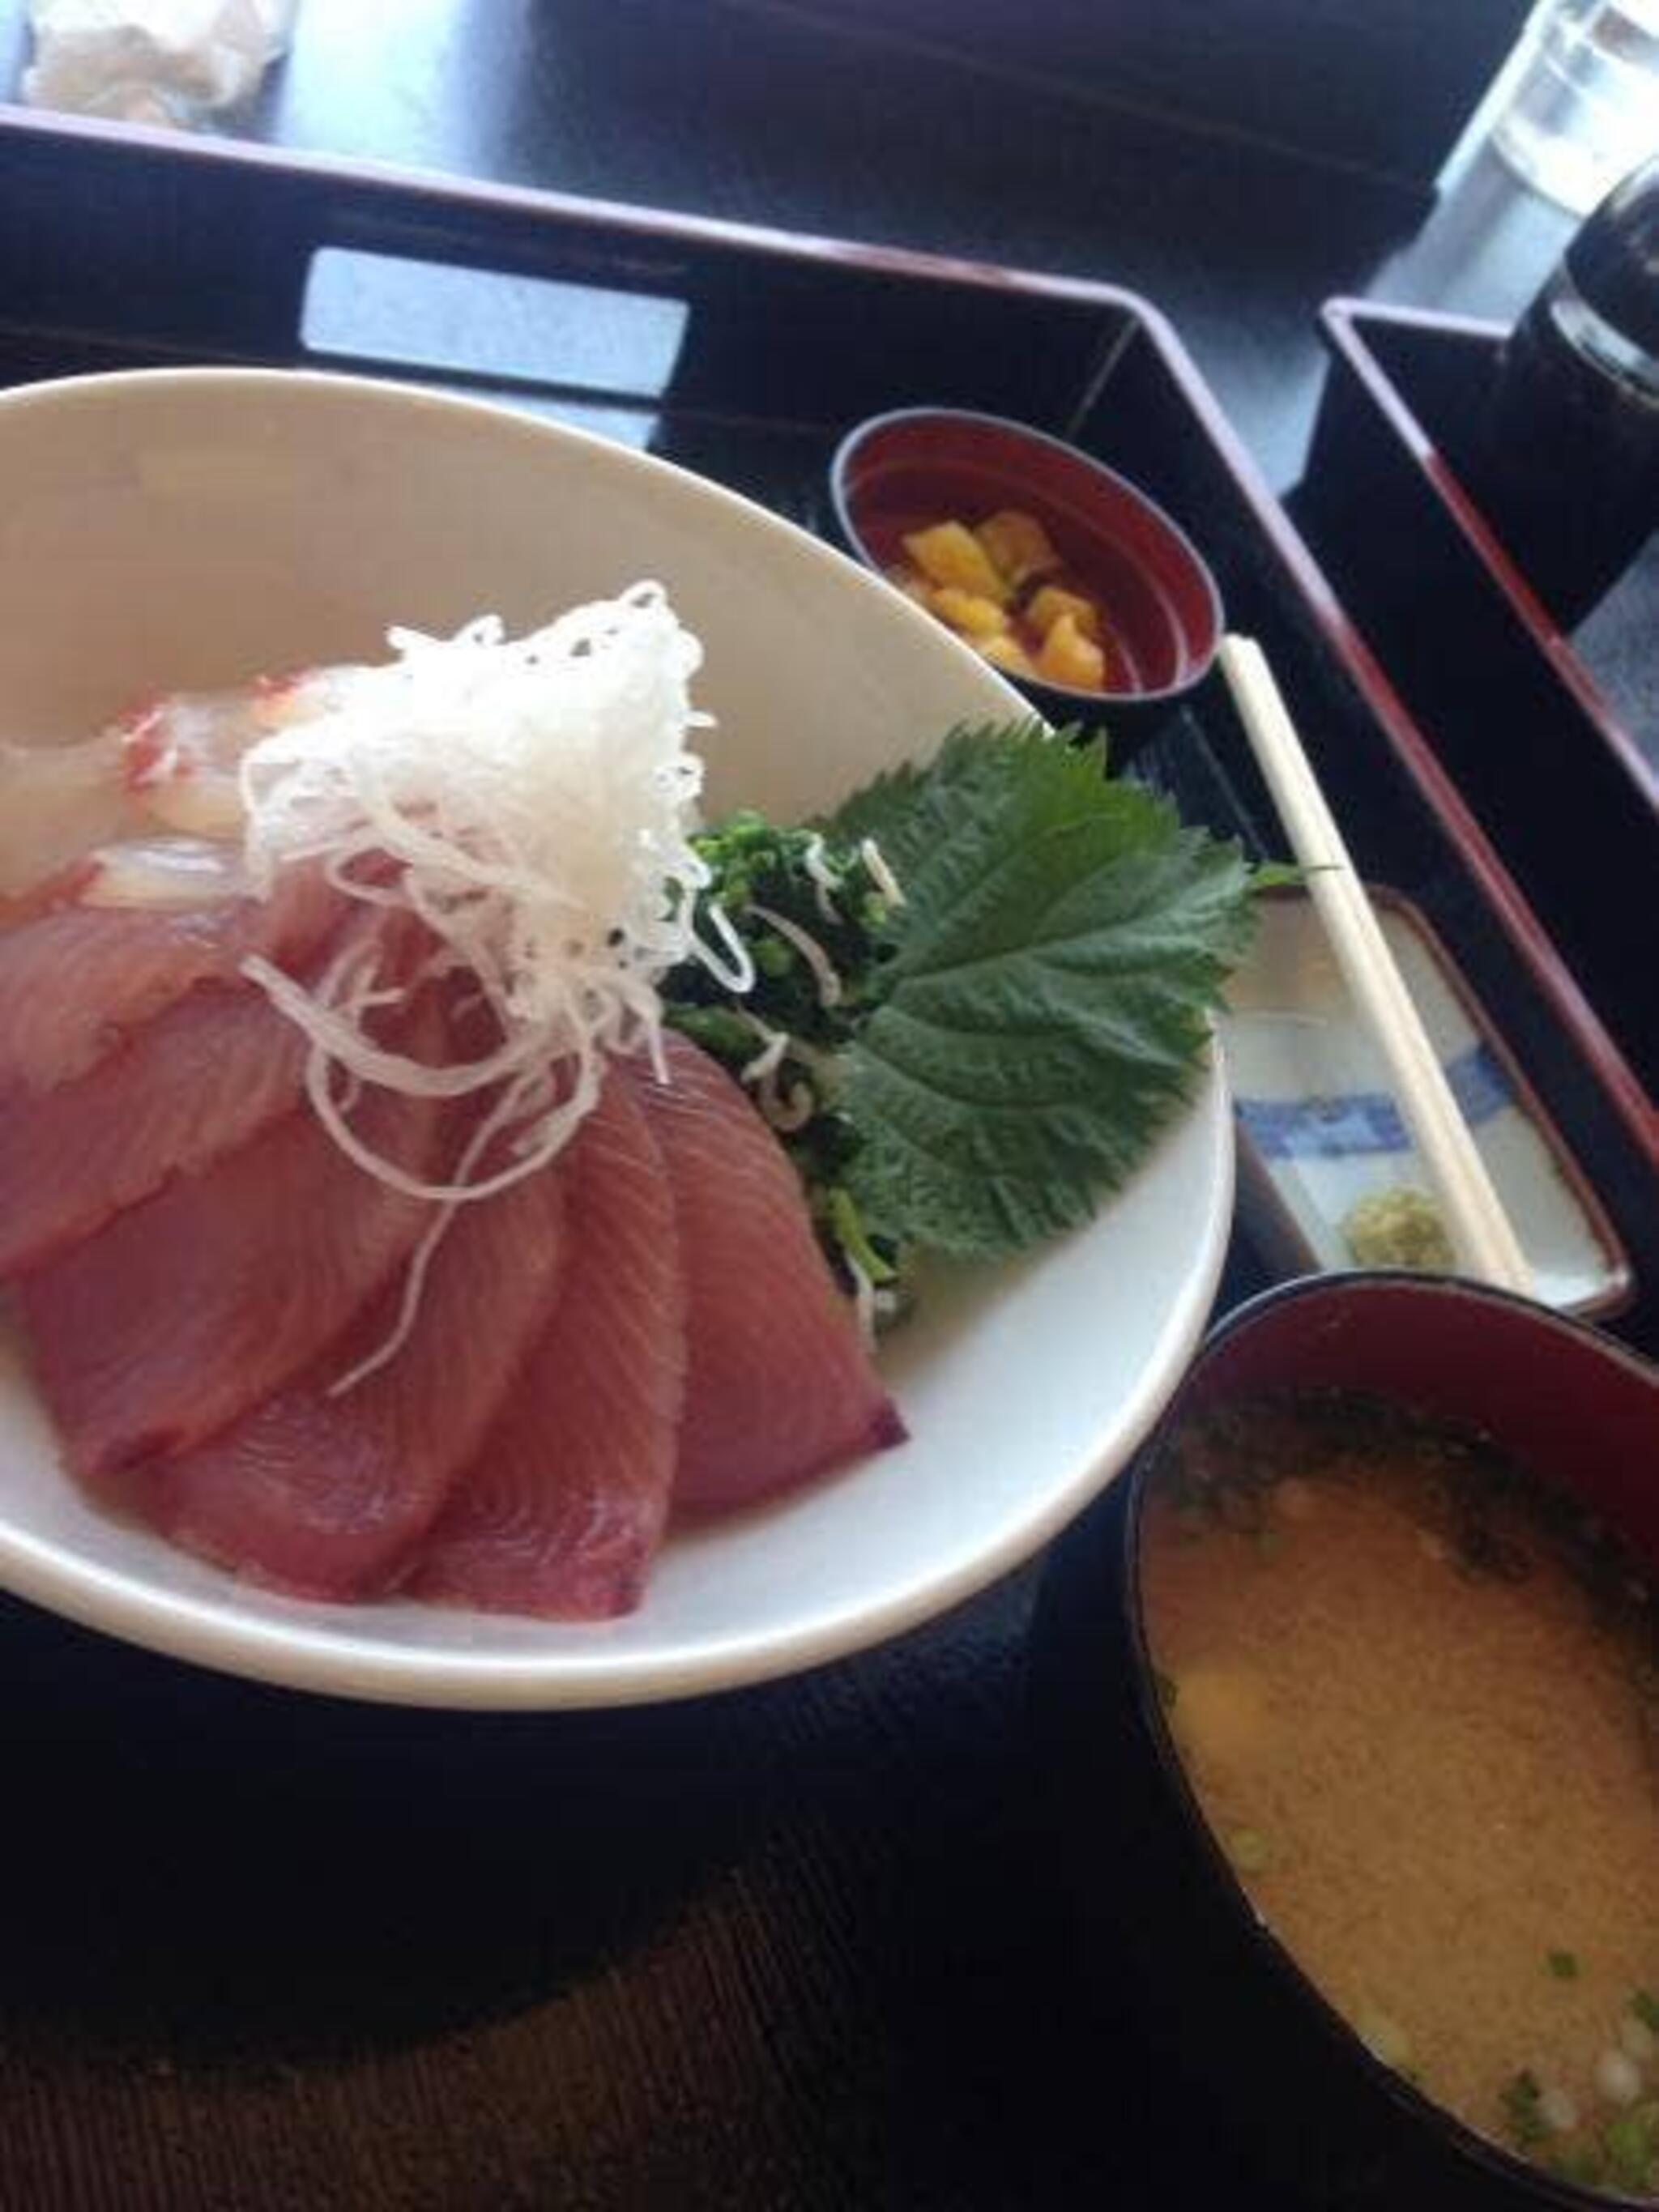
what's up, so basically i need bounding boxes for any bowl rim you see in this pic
[1117,1269,1659,2206]
[826,403,1226,709]
[0,362,1238,1710]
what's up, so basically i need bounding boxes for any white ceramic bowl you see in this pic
[0,369,1232,1707]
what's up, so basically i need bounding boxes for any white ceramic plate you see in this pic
[0,369,1231,1707]
[1222,889,1630,1317]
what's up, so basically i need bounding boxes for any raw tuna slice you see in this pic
[0,903,392,1280]
[638,1033,904,1515]
[0,987,300,1281]
[135,1135,570,1600]
[0,859,339,1092]
[410,1065,686,1619]
[19,999,447,1481]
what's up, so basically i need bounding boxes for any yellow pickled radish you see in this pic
[901,521,1009,602]
[1035,609,1106,689]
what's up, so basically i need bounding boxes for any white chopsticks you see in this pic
[1218,633,1533,1298]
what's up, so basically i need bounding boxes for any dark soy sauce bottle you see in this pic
[1477,155,1659,629]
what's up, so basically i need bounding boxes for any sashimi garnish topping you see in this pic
[237,584,750,1225]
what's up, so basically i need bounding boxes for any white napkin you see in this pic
[23,0,295,127]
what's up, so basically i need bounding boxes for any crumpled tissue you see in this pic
[23,0,295,128]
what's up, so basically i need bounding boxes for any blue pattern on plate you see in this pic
[1235,1041,1512,1161]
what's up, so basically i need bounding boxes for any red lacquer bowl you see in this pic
[1034,1274,1659,2211]
[830,407,1223,748]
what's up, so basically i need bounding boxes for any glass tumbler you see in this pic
[1492,0,1659,214]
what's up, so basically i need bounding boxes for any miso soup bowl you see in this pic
[1030,1274,1659,2210]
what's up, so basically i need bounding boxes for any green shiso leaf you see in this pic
[821,722,1256,1258]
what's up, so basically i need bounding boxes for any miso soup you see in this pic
[1141,1393,1659,2197]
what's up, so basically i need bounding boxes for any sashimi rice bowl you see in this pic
[0,369,1241,1706]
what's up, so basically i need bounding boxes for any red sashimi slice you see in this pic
[0,902,394,1281]
[134,1136,570,1600]
[0,859,339,1092]
[19,999,447,1481]
[638,1033,904,1515]
[0,983,304,1281]
[409,1063,687,1620]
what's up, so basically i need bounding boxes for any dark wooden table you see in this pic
[0,7,1610,2207]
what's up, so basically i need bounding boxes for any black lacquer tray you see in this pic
[3,104,1658,2212]
[2,106,1652,1347]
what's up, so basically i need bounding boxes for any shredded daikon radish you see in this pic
[845,1250,877,1348]
[859,836,905,909]
[738,1017,790,1089]
[325,1068,552,1396]
[736,1015,814,1134]
[238,584,736,1207]
[758,1076,816,1135]
[802,832,842,923]
[749,901,843,1009]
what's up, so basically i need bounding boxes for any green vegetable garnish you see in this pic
[1501,2069,1547,2151]
[1601,2103,1659,2195]
[663,721,1265,1306]
[825,1187,896,1287]
[823,722,1258,1256]
[669,809,893,1053]
[1547,1949,1580,1980]
[1227,1827,1272,1874]
[1546,2136,1607,2189]
[1634,1988,1659,2034]
[663,811,902,1293]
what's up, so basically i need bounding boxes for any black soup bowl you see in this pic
[1030,1272,1659,2210]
